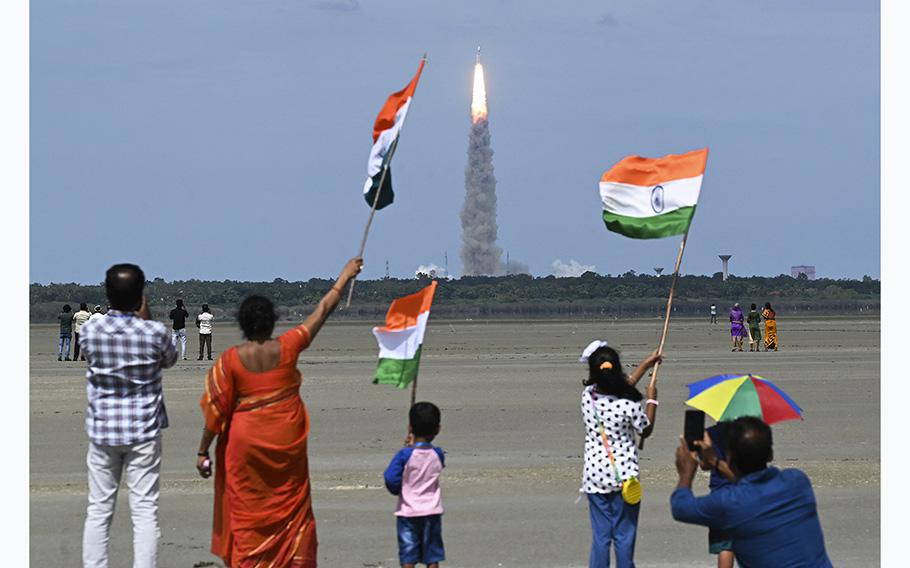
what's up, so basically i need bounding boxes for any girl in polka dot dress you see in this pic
[579,340,661,568]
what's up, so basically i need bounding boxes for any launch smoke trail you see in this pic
[461,55,503,276]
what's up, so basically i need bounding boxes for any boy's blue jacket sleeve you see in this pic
[434,446,446,467]
[384,447,413,495]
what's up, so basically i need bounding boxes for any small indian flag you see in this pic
[372,281,437,389]
[363,58,425,210]
[599,148,708,239]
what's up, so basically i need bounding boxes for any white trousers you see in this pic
[171,328,187,358]
[83,436,161,568]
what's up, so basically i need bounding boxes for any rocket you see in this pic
[476,45,481,64]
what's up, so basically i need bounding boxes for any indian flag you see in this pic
[363,58,425,210]
[372,281,437,389]
[599,148,708,239]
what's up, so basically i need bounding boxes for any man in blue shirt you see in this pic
[671,416,832,568]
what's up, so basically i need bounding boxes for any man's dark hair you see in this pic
[726,416,773,475]
[237,296,276,340]
[62,304,71,313]
[176,299,184,308]
[202,304,210,313]
[105,264,145,311]
[409,401,441,438]
[80,302,88,311]
[750,303,757,310]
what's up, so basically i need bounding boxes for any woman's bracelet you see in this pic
[197,451,209,457]
[646,399,659,406]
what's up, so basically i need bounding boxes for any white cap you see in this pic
[579,340,608,363]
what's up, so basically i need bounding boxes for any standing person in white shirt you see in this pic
[72,303,92,361]
[89,305,104,321]
[196,304,214,360]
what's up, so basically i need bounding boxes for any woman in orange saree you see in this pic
[196,258,362,568]
[762,302,779,351]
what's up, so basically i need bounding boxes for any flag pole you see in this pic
[639,230,689,450]
[346,54,427,308]
[410,373,418,408]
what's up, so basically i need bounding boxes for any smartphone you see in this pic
[684,410,706,451]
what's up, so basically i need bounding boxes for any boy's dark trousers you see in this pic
[199,334,212,359]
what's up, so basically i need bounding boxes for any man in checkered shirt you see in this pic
[78,263,177,568]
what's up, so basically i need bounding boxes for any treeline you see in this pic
[30,272,880,323]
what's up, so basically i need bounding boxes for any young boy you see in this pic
[384,402,446,568]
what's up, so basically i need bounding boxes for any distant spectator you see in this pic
[671,416,832,568]
[729,303,746,352]
[79,263,177,567]
[57,304,73,361]
[72,303,92,361]
[746,304,762,352]
[762,303,779,351]
[196,304,214,361]
[710,303,717,324]
[89,305,104,322]
[169,299,190,361]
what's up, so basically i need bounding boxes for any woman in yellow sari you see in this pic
[196,257,362,567]
[762,302,778,351]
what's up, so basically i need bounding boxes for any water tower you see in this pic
[718,255,732,281]
[654,267,664,276]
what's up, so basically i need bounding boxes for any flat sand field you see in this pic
[30,315,880,567]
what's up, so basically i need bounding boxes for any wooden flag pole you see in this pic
[346,160,392,307]
[639,230,689,450]
[346,54,427,308]
[410,373,418,408]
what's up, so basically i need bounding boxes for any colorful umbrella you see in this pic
[684,373,803,424]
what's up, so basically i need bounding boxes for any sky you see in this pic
[30,0,880,284]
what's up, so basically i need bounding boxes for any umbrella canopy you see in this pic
[685,373,802,425]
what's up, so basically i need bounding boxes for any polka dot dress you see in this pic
[581,385,650,494]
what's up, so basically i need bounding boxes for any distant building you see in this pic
[791,265,816,280]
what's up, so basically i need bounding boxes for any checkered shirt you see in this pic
[79,310,178,446]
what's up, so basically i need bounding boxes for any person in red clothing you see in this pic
[196,257,361,568]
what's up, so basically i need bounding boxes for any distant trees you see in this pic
[29,273,880,322]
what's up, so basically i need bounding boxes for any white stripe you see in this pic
[599,175,702,219]
[372,310,429,360]
[363,98,412,195]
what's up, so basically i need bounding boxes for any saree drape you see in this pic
[201,325,317,568]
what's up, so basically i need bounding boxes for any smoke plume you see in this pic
[461,61,502,276]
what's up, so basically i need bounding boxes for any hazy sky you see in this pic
[31,0,880,283]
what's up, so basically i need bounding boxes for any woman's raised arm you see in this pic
[301,257,364,339]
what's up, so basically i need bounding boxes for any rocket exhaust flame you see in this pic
[471,62,487,123]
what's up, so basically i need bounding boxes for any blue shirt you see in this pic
[707,424,732,491]
[671,467,832,568]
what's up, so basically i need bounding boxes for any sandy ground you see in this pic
[30,315,879,567]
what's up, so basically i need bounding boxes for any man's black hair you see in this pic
[176,299,184,307]
[62,304,71,312]
[202,304,210,312]
[409,401,441,438]
[237,296,276,339]
[105,264,145,311]
[750,303,757,310]
[725,416,773,475]
[80,302,88,311]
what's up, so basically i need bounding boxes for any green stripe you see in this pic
[602,206,696,239]
[719,377,762,421]
[364,137,398,210]
[373,346,422,389]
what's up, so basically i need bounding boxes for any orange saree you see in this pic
[200,325,317,568]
